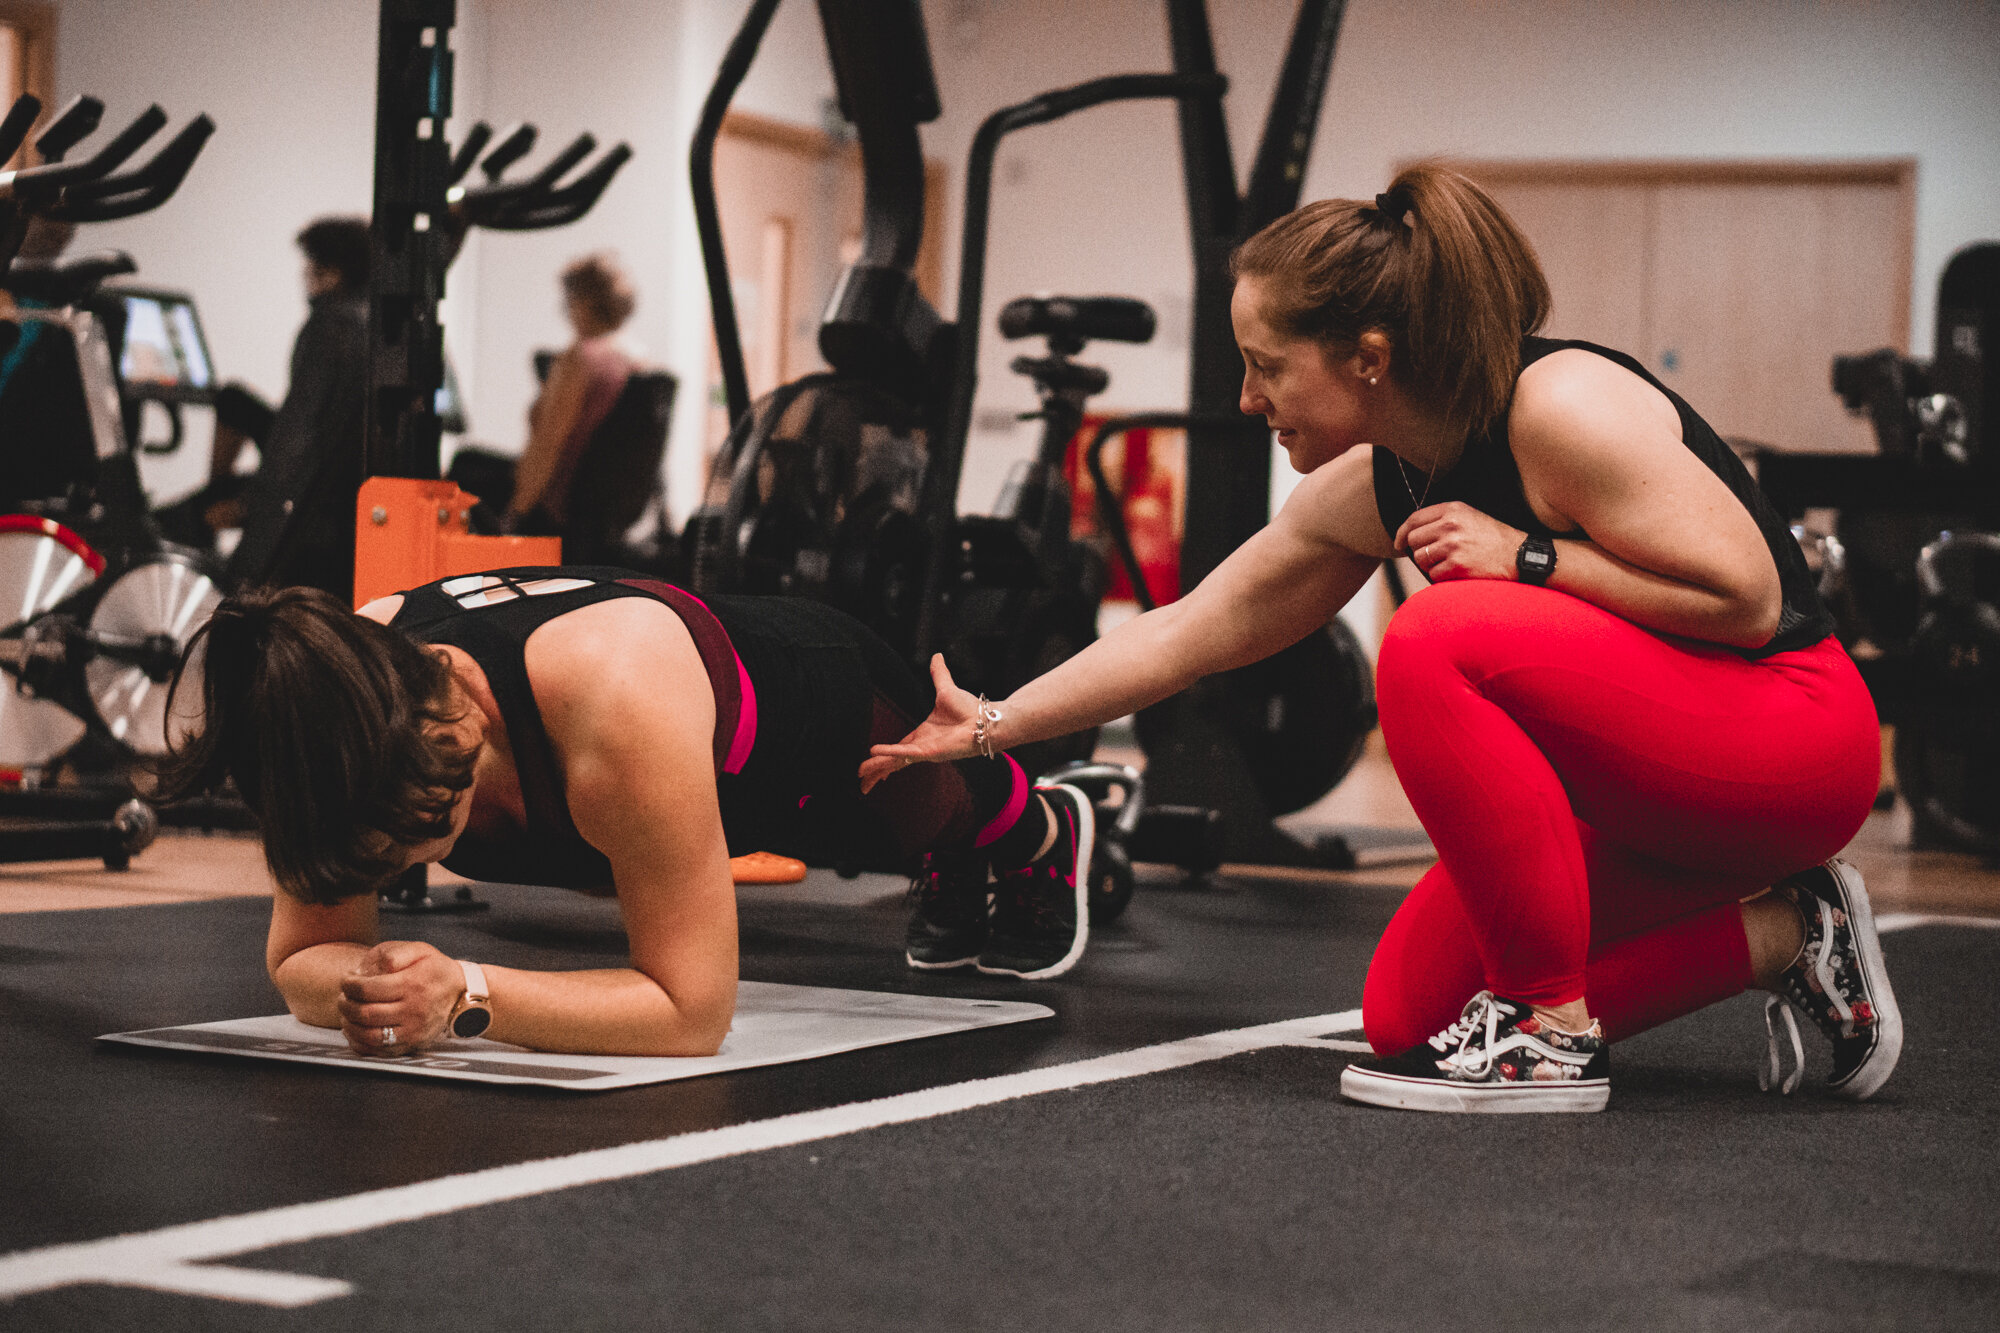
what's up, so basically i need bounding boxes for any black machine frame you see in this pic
[691,0,1375,870]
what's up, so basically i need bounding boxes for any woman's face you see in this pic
[396,780,477,870]
[1231,276,1373,475]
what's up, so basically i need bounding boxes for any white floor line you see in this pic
[0,1007,1362,1308]
[1283,1036,1375,1053]
[1877,911,2000,933]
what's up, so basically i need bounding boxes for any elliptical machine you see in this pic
[0,91,220,866]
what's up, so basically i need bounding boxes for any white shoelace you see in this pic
[1760,995,1804,1095]
[1758,892,1857,1095]
[1426,991,1506,1077]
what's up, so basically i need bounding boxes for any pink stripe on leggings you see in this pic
[973,755,1029,848]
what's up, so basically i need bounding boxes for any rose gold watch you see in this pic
[447,959,492,1039]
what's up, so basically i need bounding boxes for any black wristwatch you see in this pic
[1516,535,1557,586]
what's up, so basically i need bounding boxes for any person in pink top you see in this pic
[506,251,641,534]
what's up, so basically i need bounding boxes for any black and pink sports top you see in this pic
[389,566,758,888]
[1370,336,1834,659]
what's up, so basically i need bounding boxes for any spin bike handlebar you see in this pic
[51,115,216,223]
[2,102,167,198]
[0,93,214,273]
[445,122,632,232]
[999,295,1158,351]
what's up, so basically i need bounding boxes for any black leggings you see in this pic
[708,595,1029,872]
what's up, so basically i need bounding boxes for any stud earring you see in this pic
[1368,377,1378,387]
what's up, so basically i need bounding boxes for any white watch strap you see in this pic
[457,958,489,1004]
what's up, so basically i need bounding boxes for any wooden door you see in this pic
[705,111,947,458]
[0,2,55,171]
[1460,161,1914,455]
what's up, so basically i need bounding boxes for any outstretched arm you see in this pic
[863,444,1390,786]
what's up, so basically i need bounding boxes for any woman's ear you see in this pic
[1352,330,1393,385]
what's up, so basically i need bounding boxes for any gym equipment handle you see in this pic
[54,116,215,223]
[7,104,166,195]
[29,95,103,163]
[0,95,42,164]
[999,295,1157,348]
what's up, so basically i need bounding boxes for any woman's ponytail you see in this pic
[1232,161,1551,440]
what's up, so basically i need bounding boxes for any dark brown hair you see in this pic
[561,250,637,330]
[1230,162,1551,440]
[296,215,371,292]
[153,586,476,904]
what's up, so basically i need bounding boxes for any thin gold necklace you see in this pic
[1394,446,1440,512]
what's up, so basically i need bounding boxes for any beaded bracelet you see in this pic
[973,694,1003,759]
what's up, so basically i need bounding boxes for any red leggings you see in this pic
[1363,581,1879,1052]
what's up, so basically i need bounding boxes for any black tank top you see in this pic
[1371,336,1834,659]
[390,567,759,888]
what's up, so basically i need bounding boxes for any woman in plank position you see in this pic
[865,164,1898,1112]
[159,569,1095,1058]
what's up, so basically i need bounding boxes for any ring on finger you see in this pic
[381,1025,396,1045]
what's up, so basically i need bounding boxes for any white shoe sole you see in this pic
[1821,857,1904,1101]
[975,783,1094,981]
[904,952,979,971]
[1340,1065,1610,1114]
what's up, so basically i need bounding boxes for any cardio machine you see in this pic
[689,1,1385,887]
[0,91,223,866]
[685,0,1245,914]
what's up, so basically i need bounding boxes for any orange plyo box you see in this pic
[353,476,562,608]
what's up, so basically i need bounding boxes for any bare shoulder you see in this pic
[1278,444,1397,561]
[355,593,403,625]
[1512,348,1682,457]
[525,597,715,762]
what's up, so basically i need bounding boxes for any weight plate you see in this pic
[83,552,220,756]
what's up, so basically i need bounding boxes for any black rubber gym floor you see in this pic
[2,864,1996,1331]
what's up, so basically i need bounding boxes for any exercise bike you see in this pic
[1,91,222,867]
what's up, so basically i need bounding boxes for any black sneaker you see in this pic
[978,783,1094,980]
[1763,858,1902,1100]
[903,852,990,971]
[1341,991,1611,1113]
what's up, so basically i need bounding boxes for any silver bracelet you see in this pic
[973,695,1004,759]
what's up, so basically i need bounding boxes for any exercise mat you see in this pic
[99,982,1053,1090]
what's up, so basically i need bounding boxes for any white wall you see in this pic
[31,0,2000,562]
[47,0,379,405]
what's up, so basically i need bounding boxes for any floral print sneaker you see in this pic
[1341,991,1610,1113]
[1762,858,1903,1100]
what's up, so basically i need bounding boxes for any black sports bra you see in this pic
[389,566,758,887]
[1370,336,1834,658]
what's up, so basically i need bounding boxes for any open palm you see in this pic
[858,655,984,792]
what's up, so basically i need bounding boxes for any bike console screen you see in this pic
[117,290,215,394]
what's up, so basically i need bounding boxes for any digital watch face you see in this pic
[451,1006,493,1039]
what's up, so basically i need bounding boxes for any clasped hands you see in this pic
[1395,501,1527,583]
[336,940,464,1055]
